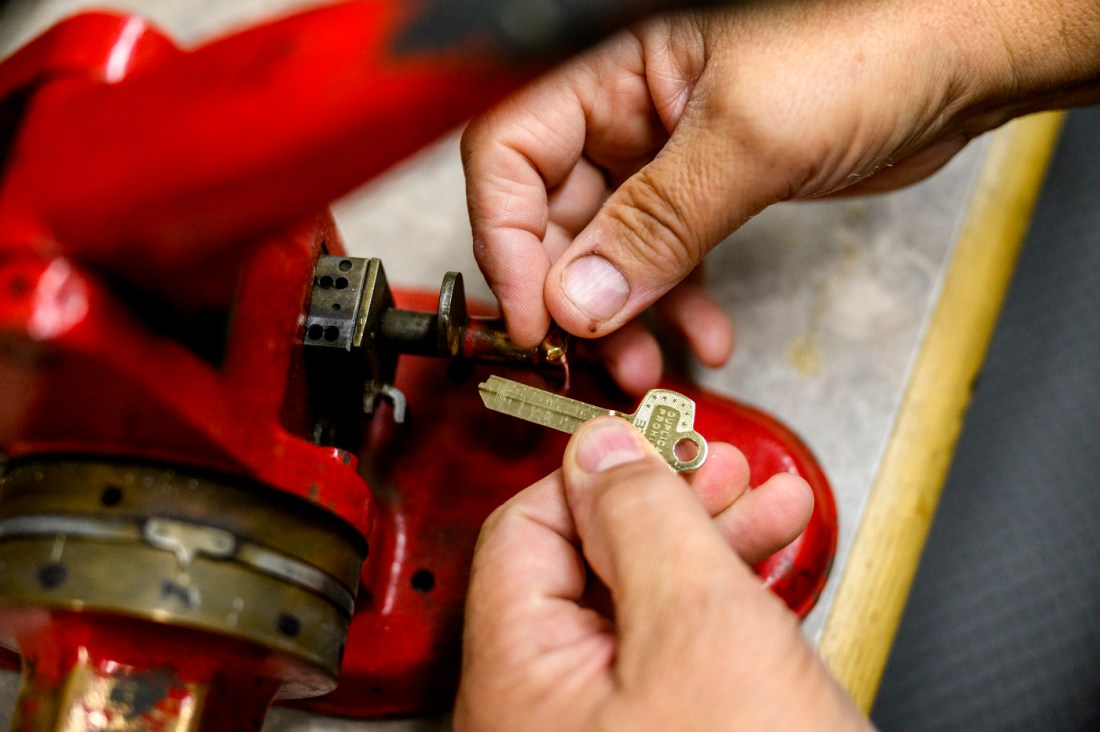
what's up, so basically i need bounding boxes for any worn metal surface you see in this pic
[0,460,365,673]
[0,0,987,729]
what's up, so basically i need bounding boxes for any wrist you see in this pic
[940,0,1100,130]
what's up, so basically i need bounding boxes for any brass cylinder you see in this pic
[0,458,369,729]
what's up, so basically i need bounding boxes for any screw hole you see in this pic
[331,303,341,311]
[276,612,301,637]
[335,277,349,289]
[319,275,334,289]
[100,485,123,507]
[411,569,435,593]
[323,326,340,342]
[37,563,67,589]
[338,260,353,272]
[307,324,324,340]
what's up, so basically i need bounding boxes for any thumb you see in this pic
[562,421,870,728]
[545,119,771,338]
[562,418,763,632]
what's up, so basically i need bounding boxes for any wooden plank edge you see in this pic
[816,110,1066,712]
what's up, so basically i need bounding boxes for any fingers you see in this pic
[464,471,587,653]
[654,270,734,368]
[461,471,618,693]
[586,320,663,395]
[682,442,814,564]
[464,26,749,352]
[713,472,814,565]
[560,418,760,623]
[462,76,591,348]
[457,470,616,731]
[543,106,772,341]
[558,417,819,699]
[462,418,858,732]
[546,157,610,243]
[469,429,808,633]
[586,271,735,395]
[682,441,751,515]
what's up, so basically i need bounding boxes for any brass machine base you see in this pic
[0,458,367,730]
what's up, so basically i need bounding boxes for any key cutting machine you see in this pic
[0,2,838,728]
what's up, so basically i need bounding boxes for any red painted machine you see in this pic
[0,2,837,728]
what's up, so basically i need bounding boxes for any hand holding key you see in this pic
[479,375,707,472]
[455,417,868,732]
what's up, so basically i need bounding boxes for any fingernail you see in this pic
[575,419,646,473]
[562,255,629,321]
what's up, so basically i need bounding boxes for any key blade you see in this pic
[479,375,611,434]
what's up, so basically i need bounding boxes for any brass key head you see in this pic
[629,389,708,472]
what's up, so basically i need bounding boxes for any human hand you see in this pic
[454,417,870,731]
[463,0,1100,392]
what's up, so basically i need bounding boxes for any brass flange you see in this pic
[0,458,368,698]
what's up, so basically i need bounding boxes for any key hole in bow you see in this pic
[674,437,700,464]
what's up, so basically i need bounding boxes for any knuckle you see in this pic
[605,170,701,284]
[470,235,495,270]
[473,497,523,556]
[479,502,507,535]
[702,80,821,201]
[459,119,490,166]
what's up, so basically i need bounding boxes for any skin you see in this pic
[454,418,871,732]
[462,0,1100,393]
[456,1,1099,727]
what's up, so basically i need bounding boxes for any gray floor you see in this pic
[872,106,1100,730]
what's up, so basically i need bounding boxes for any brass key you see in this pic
[478,375,708,472]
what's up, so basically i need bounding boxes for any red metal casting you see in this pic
[0,6,528,307]
[0,216,372,530]
[0,2,839,723]
[2,610,286,730]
